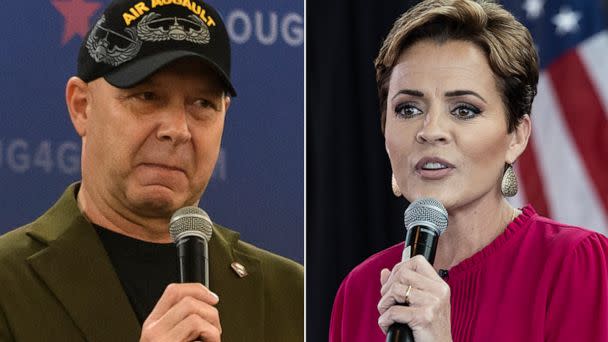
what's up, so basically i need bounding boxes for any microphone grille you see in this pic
[169,206,213,243]
[404,198,448,235]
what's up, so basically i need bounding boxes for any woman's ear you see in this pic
[506,114,531,164]
[66,77,90,137]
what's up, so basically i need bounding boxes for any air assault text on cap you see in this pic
[123,0,217,27]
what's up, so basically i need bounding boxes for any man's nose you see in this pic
[156,104,192,145]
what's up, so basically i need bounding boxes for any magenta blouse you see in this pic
[329,205,608,341]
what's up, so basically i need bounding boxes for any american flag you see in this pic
[500,0,608,234]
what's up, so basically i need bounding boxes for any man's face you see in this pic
[81,58,229,219]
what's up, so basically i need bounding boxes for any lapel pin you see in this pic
[231,262,248,278]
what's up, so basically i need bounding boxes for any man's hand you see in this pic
[140,283,221,342]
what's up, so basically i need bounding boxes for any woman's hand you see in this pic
[377,255,452,342]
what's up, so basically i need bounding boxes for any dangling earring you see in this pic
[391,173,402,197]
[501,163,518,197]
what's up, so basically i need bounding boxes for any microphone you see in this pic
[169,206,213,287]
[386,198,448,342]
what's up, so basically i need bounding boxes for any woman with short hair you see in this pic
[329,1,608,341]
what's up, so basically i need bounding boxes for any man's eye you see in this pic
[395,104,423,118]
[136,92,157,101]
[194,99,219,110]
[195,99,211,107]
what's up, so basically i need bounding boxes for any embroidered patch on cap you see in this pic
[77,0,236,96]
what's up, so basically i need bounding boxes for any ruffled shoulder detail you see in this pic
[447,204,537,278]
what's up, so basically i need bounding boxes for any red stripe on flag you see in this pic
[547,50,608,214]
[518,137,551,217]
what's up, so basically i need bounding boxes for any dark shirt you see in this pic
[94,225,179,324]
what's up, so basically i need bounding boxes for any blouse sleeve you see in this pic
[545,232,608,341]
[329,265,389,342]
[329,273,350,342]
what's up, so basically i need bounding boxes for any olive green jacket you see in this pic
[0,184,303,341]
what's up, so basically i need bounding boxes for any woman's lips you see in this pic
[416,167,454,179]
[414,157,455,180]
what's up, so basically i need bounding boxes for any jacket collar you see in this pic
[26,183,141,341]
[208,224,265,341]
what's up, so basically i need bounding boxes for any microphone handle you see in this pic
[386,324,414,342]
[177,236,209,287]
[405,225,439,264]
[386,226,439,342]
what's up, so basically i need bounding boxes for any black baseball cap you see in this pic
[77,0,236,96]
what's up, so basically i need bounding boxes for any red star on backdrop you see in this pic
[52,0,102,45]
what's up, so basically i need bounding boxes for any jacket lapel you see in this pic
[26,184,140,341]
[209,226,265,341]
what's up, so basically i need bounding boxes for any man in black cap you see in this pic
[0,0,303,341]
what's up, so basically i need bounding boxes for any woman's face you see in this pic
[385,39,527,211]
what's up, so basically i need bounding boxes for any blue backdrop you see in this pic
[0,0,303,263]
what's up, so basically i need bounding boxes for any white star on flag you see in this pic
[552,7,583,35]
[523,0,545,19]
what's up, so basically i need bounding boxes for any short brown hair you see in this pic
[375,0,538,133]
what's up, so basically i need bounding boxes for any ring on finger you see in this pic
[404,284,412,306]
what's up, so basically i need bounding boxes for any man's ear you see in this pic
[506,114,531,164]
[223,95,231,112]
[66,77,90,137]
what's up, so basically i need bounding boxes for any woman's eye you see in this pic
[451,104,481,119]
[395,104,423,118]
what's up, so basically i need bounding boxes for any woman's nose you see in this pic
[415,108,450,144]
